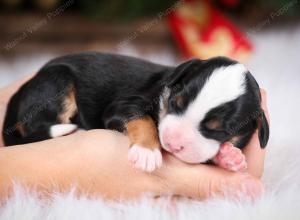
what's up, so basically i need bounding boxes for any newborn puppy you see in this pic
[2,52,269,172]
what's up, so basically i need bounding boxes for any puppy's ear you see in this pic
[166,59,200,88]
[258,110,269,148]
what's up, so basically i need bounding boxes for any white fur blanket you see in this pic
[0,26,300,220]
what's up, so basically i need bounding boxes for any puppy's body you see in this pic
[2,52,269,172]
[4,52,172,144]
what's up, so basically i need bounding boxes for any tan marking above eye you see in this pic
[175,95,184,108]
[205,119,222,130]
[59,84,78,124]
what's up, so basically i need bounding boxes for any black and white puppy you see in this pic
[2,52,269,172]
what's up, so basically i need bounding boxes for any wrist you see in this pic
[155,154,208,199]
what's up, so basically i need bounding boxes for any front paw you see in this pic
[128,144,162,172]
[213,142,247,172]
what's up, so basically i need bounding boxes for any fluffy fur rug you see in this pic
[0,26,300,220]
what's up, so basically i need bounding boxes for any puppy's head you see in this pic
[158,57,269,163]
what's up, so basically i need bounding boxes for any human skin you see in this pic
[0,75,269,200]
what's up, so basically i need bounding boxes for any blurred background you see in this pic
[0,0,300,142]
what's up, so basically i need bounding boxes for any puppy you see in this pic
[2,52,269,172]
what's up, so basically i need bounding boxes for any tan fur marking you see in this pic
[175,95,184,108]
[15,122,26,137]
[59,85,78,124]
[125,116,160,150]
[205,119,221,130]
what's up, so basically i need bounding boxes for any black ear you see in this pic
[166,59,200,88]
[258,110,269,148]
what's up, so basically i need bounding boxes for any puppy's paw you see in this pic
[213,142,247,172]
[50,124,78,138]
[128,144,162,172]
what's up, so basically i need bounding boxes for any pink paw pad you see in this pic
[128,144,162,172]
[213,142,247,172]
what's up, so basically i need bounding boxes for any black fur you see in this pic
[2,52,269,151]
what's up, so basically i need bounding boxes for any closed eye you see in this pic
[175,95,184,108]
[200,120,229,143]
[168,95,186,114]
[203,118,224,131]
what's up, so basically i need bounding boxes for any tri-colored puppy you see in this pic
[2,52,269,172]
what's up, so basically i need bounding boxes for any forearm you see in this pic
[243,90,269,178]
[0,130,163,200]
[243,130,266,178]
[0,135,83,197]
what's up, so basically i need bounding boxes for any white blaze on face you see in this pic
[158,64,247,163]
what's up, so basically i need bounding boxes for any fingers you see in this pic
[159,154,263,201]
[260,88,270,124]
[242,88,269,178]
[208,172,264,201]
[260,88,267,108]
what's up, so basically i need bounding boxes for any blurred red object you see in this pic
[220,0,240,7]
[167,0,252,62]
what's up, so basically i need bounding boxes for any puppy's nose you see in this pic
[162,128,186,153]
[165,142,184,153]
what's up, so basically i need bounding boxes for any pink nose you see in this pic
[165,142,185,153]
[162,130,186,153]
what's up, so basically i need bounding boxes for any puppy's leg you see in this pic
[3,66,79,146]
[103,97,162,172]
[126,116,162,172]
[50,83,79,138]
